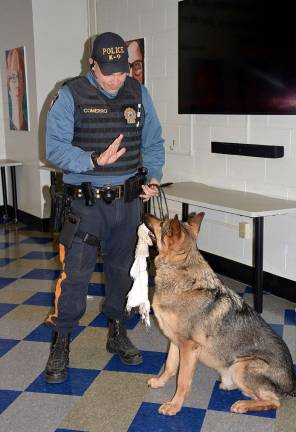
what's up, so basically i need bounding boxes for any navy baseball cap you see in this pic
[91,32,129,75]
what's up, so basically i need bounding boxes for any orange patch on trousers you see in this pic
[46,244,67,325]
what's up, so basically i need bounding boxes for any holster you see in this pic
[124,167,147,202]
[59,213,80,249]
[50,186,72,233]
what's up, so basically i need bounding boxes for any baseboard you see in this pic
[201,250,296,303]
[0,205,50,232]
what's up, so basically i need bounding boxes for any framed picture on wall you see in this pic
[125,38,145,85]
[5,46,29,131]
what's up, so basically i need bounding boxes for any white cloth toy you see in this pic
[126,223,153,327]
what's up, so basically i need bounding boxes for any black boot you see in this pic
[106,320,143,365]
[44,332,70,383]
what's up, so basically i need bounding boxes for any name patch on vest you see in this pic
[82,107,108,114]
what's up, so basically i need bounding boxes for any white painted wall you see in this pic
[0,81,5,159]
[96,0,296,282]
[32,0,89,218]
[0,0,89,219]
[0,75,5,207]
[0,0,41,217]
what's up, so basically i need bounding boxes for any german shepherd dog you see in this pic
[144,213,296,416]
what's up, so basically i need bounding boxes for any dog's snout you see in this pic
[144,214,156,229]
[143,214,158,242]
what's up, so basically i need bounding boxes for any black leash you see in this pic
[150,182,172,219]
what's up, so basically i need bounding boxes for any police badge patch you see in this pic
[123,106,137,124]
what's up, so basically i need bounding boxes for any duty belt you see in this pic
[64,183,124,203]
[63,168,146,205]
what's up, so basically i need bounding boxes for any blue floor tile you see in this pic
[20,237,53,244]
[23,292,54,306]
[0,242,15,249]
[0,277,16,289]
[21,251,58,260]
[0,303,18,318]
[104,350,166,375]
[55,429,86,432]
[24,323,85,342]
[89,312,141,329]
[26,367,100,396]
[0,257,16,267]
[125,313,141,329]
[128,402,206,432]
[0,389,22,414]
[87,283,105,296]
[208,381,276,418]
[88,312,108,327]
[270,323,284,337]
[284,309,296,325]
[21,269,61,280]
[0,338,20,357]
[244,286,254,294]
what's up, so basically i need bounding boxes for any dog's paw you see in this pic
[147,377,165,389]
[158,401,181,416]
[230,400,248,413]
[219,382,237,391]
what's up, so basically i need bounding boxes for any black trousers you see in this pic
[46,197,141,333]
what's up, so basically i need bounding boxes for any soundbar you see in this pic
[211,142,284,158]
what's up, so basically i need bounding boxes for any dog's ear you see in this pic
[169,214,181,238]
[188,212,205,237]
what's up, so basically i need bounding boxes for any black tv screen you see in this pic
[178,0,296,114]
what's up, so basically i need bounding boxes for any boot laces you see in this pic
[48,336,69,368]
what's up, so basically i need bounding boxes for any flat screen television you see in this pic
[178,0,296,114]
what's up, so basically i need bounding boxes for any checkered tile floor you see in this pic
[0,224,295,432]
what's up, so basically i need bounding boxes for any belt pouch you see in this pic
[124,169,147,202]
[81,182,95,206]
[59,213,81,249]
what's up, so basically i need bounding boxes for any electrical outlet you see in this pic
[239,222,251,239]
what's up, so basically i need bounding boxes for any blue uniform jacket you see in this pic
[46,72,165,186]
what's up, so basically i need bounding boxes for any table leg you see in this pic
[10,166,18,223]
[182,203,189,221]
[253,216,264,313]
[1,167,10,223]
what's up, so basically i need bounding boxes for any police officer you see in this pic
[44,32,165,383]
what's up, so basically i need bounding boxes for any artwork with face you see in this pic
[5,46,29,131]
[125,38,145,84]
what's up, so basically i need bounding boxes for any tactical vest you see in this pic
[65,76,144,176]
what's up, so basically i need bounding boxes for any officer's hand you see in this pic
[140,178,160,202]
[97,134,126,166]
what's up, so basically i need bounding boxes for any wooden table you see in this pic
[163,182,296,313]
[0,159,22,223]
